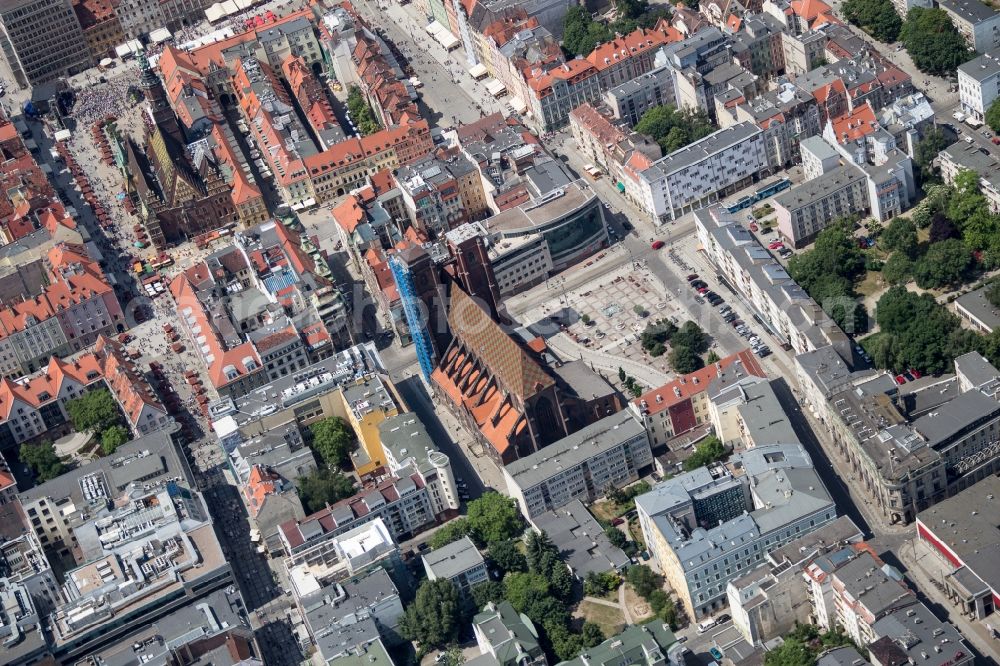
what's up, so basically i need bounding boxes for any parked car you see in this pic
[686,273,699,281]
[749,222,758,232]
[768,241,785,250]
[651,240,665,250]
[710,648,724,661]
[895,375,906,385]
[909,368,922,379]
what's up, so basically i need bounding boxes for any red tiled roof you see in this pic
[830,103,877,144]
[632,349,766,416]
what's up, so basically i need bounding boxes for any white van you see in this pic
[697,618,718,634]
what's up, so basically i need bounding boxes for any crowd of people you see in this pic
[70,65,144,128]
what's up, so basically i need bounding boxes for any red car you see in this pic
[768,241,785,250]
[909,368,922,379]
[697,286,709,294]
[895,375,906,385]
[750,223,759,232]
[651,240,665,250]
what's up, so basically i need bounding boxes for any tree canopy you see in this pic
[561,1,670,56]
[879,217,918,258]
[683,435,727,471]
[871,286,969,373]
[430,518,472,549]
[297,467,357,514]
[900,7,971,75]
[635,105,714,154]
[309,417,355,467]
[487,540,527,575]
[467,492,524,544]
[400,579,462,649]
[668,320,709,373]
[66,389,122,434]
[914,127,950,183]
[912,238,971,289]
[988,98,1000,134]
[101,425,130,456]
[786,220,868,334]
[20,441,64,482]
[347,85,381,135]
[764,625,857,666]
[842,0,901,42]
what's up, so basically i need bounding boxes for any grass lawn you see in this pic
[591,499,630,522]
[857,270,884,298]
[622,585,656,623]
[627,518,645,549]
[577,600,626,636]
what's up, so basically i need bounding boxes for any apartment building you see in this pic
[278,472,438,565]
[631,349,766,446]
[940,136,1000,214]
[720,81,822,170]
[525,59,603,132]
[727,517,864,645]
[394,150,486,235]
[0,0,90,86]
[958,49,1000,121]
[695,207,853,351]
[422,536,489,594]
[72,0,123,60]
[379,412,461,518]
[636,444,837,619]
[634,122,769,221]
[804,544,916,645]
[937,0,1000,52]
[916,475,1000,623]
[568,102,662,182]
[604,66,677,127]
[585,28,676,90]
[796,346,1000,525]
[304,121,434,204]
[282,54,344,150]
[773,165,868,247]
[284,517,401,594]
[0,335,168,449]
[503,412,652,519]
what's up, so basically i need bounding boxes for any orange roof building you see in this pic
[632,349,766,444]
[431,288,568,464]
[0,336,170,446]
[826,102,878,145]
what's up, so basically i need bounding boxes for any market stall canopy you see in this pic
[149,27,172,43]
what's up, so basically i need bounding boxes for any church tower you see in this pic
[138,49,185,145]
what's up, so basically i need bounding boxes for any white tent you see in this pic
[485,78,507,97]
[436,31,460,50]
[98,57,114,68]
[54,129,71,142]
[425,20,445,36]
[114,39,143,58]
[509,96,528,113]
[469,63,488,80]
[149,27,172,43]
[205,2,228,22]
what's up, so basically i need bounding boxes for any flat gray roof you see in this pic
[817,646,871,666]
[774,165,864,210]
[939,0,998,23]
[954,351,1000,391]
[532,499,629,576]
[911,389,1000,446]
[954,283,1000,332]
[644,122,761,179]
[18,423,187,505]
[736,380,798,447]
[916,475,1000,596]
[422,536,485,579]
[505,411,646,489]
[959,49,1000,82]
